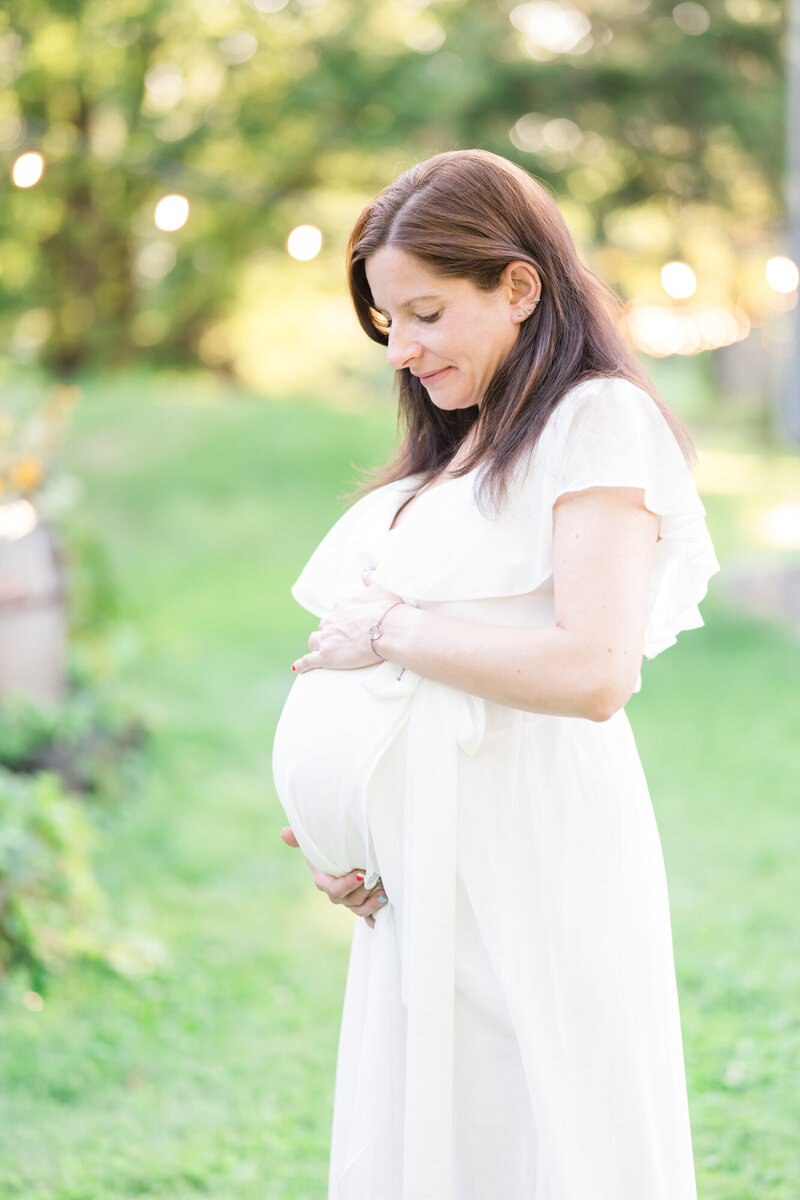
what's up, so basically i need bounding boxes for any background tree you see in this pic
[0,0,788,375]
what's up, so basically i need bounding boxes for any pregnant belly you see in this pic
[272,666,410,883]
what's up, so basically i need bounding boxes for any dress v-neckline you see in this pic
[385,439,482,534]
[386,468,474,534]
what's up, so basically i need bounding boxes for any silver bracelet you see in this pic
[368,600,405,660]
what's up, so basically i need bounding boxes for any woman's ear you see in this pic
[505,261,542,322]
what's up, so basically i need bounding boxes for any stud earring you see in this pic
[517,298,541,320]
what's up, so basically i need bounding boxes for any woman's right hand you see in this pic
[280,827,389,928]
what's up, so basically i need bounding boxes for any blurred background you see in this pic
[0,1,798,1197]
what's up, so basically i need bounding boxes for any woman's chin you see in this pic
[430,396,479,412]
[425,382,479,412]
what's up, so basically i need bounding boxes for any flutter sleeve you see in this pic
[290,502,372,619]
[289,479,418,619]
[541,375,720,659]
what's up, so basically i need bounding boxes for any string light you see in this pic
[154,194,190,231]
[660,260,697,300]
[0,499,39,541]
[287,224,322,261]
[765,256,799,294]
[622,302,750,357]
[12,151,44,188]
[3,116,793,365]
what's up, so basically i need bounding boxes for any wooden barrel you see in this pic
[0,505,67,703]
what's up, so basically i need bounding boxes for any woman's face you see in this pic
[365,246,526,412]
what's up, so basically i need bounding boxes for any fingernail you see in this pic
[355,874,364,882]
[291,665,296,672]
[377,894,388,904]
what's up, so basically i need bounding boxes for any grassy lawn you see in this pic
[0,369,798,1199]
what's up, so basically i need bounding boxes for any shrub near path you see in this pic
[0,371,797,1199]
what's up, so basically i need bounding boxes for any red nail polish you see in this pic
[291,665,296,671]
[356,874,364,882]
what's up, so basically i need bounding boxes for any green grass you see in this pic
[630,610,800,1199]
[0,368,798,1198]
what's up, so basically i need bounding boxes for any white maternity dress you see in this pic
[271,376,720,1200]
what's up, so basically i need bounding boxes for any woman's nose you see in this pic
[386,328,422,370]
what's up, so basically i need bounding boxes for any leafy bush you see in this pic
[0,639,158,987]
[0,684,149,801]
[61,523,123,637]
[0,766,106,988]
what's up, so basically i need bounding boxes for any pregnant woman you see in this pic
[272,148,719,1200]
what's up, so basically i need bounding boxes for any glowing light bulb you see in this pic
[765,256,799,294]
[12,152,44,188]
[154,194,190,231]
[660,261,697,300]
[287,225,323,261]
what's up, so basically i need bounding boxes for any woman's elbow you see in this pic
[582,660,640,722]
[585,690,626,723]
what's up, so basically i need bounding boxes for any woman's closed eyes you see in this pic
[374,310,442,330]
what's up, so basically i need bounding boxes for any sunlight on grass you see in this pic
[0,371,797,1199]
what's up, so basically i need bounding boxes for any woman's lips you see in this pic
[418,367,451,385]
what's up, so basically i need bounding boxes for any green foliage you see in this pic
[0,668,154,987]
[0,653,157,988]
[0,766,105,988]
[0,475,155,983]
[0,0,785,372]
[0,682,149,800]
[62,522,123,635]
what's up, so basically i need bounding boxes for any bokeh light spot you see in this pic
[0,499,39,541]
[623,302,749,356]
[219,31,259,64]
[144,63,186,111]
[135,241,178,284]
[724,0,763,23]
[661,260,697,299]
[509,113,547,153]
[287,225,323,261]
[761,502,800,550]
[154,194,190,231]
[765,256,799,294]
[510,2,591,54]
[404,20,446,53]
[12,152,44,188]
[672,2,711,34]
[542,117,582,151]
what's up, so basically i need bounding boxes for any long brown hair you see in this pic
[346,148,694,507]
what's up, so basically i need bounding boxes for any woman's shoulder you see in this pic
[546,374,662,433]
[536,374,686,473]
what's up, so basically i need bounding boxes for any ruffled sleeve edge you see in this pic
[544,379,721,660]
[289,580,326,621]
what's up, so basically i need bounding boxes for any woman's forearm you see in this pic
[375,603,638,722]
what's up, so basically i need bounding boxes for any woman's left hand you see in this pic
[280,827,389,928]
[292,569,403,674]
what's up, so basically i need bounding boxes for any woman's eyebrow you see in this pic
[375,293,443,313]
